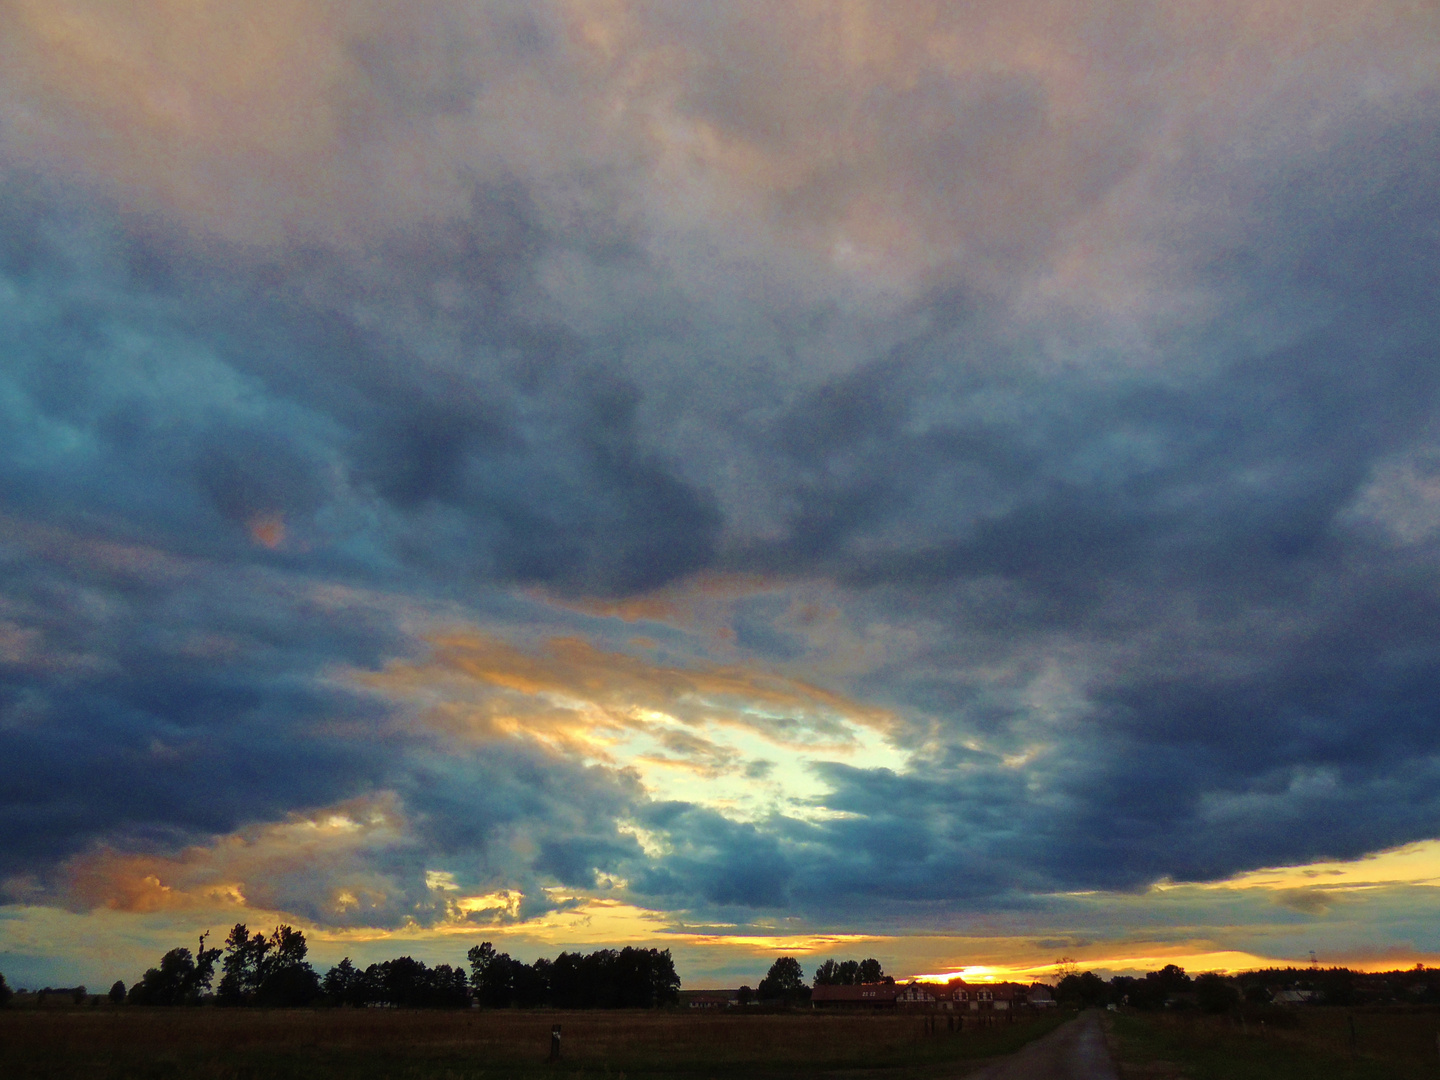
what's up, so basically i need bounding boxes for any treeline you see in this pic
[812,957,888,986]
[1055,961,1440,1012]
[21,924,680,1009]
[729,955,891,1005]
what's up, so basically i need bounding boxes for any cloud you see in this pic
[60,794,412,918]
[1271,888,1333,916]
[2,0,1440,983]
[364,630,895,749]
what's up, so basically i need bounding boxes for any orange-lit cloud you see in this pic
[364,629,897,751]
[356,628,907,817]
[44,794,1440,985]
[532,572,778,629]
[248,513,286,549]
[62,794,410,921]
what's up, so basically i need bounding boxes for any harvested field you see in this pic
[0,1006,1068,1079]
[1108,1006,1440,1080]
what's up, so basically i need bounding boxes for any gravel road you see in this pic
[963,1012,1119,1080]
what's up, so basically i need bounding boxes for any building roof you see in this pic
[812,982,901,1002]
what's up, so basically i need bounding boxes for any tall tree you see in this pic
[128,933,222,1005]
[360,957,469,1007]
[813,957,885,987]
[813,959,841,986]
[218,923,268,1004]
[758,957,807,1002]
[218,923,318,1006]
[322,958,366,1006]
[467,942,676,1009]
[1194,973,1240,1013]
[1056,970,1110,1008]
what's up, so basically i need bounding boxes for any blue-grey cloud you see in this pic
[0,3,1438,952]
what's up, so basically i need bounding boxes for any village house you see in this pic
[811,982,901,1007]
[678,989,739,1008]
[1027,983,1057,1007]
[814,977,1051,1012]
[819,979,1039,1011]
[1272,989,1316,1005]
[896,981,939,1006]
[943,980,1034,1011]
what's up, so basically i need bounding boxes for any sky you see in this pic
[2,0,1440,992]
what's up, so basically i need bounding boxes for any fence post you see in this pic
[1348,1014,1357,1059]
[549,1023,562,1062]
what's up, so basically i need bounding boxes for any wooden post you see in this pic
[549,1023,562,1062]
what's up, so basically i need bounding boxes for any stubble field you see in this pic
[0,1006,1068,1080]
[1108,1006,1440,1079]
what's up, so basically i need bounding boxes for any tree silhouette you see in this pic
[217,924,318,1006]
[128,933,222,1005]
[108,980,126,1004]
[813,956,885,987]
[0,971,11,1008]
[468,942,548,1008]
[758,957,808,1002]
[335,957,469,1007]
[1056,970,1109,1007]
[1195,973,1240,1013]
[465,942,678,1009]
[321,958,366,1006]
[546,947,680,1008]
[217,923,266,1004]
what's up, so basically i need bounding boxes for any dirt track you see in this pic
[965,1012,1118,1080]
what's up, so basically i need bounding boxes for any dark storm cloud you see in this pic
[632,803,794,908]
[0,4,1438,942]
[684,109,1440,909]
[749,111,1440,593]
[0,524,404,887]
[0,166,715,913]
[192,743,649,928]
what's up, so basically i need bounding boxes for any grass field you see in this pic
[0,1006,1069,1080]
[1107,1006,1440,1079]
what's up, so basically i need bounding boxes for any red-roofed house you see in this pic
[896,981,940,1006]
[811,982,901,1007]
[947,980,1029,1011]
